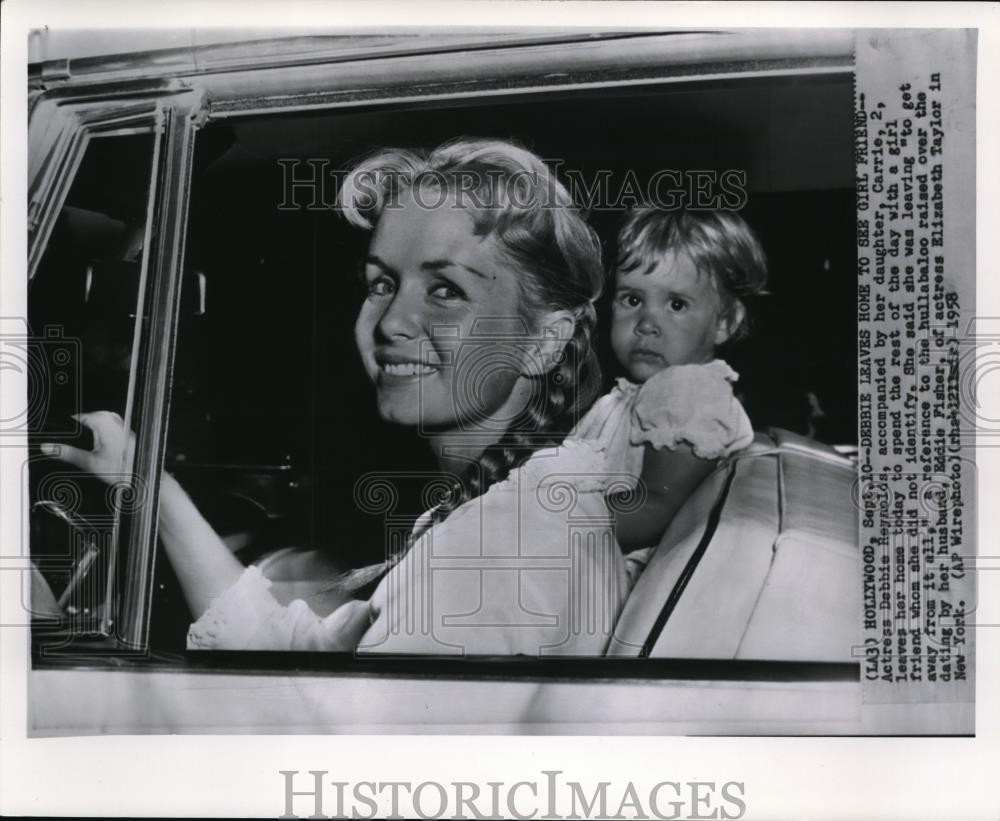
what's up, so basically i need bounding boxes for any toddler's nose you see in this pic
[636,316,660,336]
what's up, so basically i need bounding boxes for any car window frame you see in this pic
[28,86,206,648]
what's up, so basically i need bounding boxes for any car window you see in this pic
[145,74,859,662]
[29,132,158,639]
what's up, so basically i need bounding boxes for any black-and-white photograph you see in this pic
[2,2,996,819]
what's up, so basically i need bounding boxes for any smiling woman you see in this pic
[47,136,632,656]
[190,138,631,654]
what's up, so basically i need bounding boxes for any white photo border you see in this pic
[2,1,999,819]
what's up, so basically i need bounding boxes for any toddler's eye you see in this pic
[617,292,642,309]
[668,297,688,312]
[367,276,396,297]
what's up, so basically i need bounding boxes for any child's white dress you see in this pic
[568,359,754,583]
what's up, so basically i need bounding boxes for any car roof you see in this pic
[28,28,852,87]
[27,28,689,67]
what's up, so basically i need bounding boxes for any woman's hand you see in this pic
[45,410,245,619]
[40,411,136,484]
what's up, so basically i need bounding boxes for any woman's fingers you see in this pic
[71,410,122,424]
[39,410,135,484]
[71,411,128,452]
[39,442,92,471]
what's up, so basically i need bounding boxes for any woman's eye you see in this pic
[430,282,465,301]
[668,298,688,312]
[367,276,395,297]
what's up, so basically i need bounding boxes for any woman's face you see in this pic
[355,190,537,435]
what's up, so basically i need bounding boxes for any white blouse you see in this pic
[187,360,752,655]
[188,438,630,656]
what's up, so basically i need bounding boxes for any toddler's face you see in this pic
[610,249,730,382]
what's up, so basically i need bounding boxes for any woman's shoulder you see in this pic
[570,379,639,437]
[501,438,612,494]
[565,379,645,480]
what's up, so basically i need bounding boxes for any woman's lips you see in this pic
[379,361,439,376]
[374,355,442,383]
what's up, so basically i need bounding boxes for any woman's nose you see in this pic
[376,289,422,341]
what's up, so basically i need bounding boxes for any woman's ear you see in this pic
[715,301,745,346]
[525,309,576,375]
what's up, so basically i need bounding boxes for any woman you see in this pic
[43,138,629,656]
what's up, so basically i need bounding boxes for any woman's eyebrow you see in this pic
[367,255,490,280]
[421,259,489,279]
[365,254,397,275]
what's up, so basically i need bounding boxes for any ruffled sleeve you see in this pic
[631,359,753,459]
[186,565,372,651]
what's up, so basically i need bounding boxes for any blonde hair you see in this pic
[616,207,768,340]
[339,138,605,518]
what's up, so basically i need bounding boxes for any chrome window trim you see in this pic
[29,30,854,121]
[115,93,205,649]
[28,87,208,650]
[27,83,191,280]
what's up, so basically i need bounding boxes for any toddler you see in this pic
[573,206,768,582]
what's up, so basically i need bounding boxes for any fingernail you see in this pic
[40,443,59,456]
